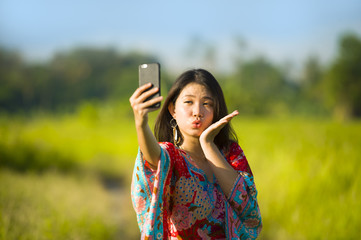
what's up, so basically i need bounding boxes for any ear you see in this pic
[168,102,176,118]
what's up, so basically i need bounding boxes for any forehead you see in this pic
[179,83,212,98]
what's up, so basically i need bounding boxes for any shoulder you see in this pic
[224,141,243,159]
[228,141,243,156]
[159,142,189,173]
[159,141,176,152]
[159,142,180,159]
[225,141,253,176]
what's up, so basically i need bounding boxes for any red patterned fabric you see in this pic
[131,142,262,239]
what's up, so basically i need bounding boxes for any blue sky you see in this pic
[1,0,360,73]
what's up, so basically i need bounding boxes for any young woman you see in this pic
[130,69,262,239]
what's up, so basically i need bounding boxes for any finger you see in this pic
[130,87,159,107]
[132,97,163,117]
[231,110,239,116]
[228,110,239,118]
[209,117,230,131]
[220,110,239,122]
[138,87,160,103]
[130,83,152,101]
[139,96,163,109]
[212,121,228,130]
[211,110,239,130]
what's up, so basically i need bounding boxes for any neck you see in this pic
[180,137,206,162]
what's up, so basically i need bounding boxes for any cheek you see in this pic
[207,108,214,120]
[204,111,214,127]
[178,107,189,115]
[174,108,189,126]
[206,117,214,127]
[175,105,192,119]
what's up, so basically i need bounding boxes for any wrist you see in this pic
[199,134,214,146]
[134,115,148,128]
[135,121,148,130]
[200,139,216,151]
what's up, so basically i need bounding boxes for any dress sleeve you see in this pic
[130,142,176,239]
[225,142,262,239]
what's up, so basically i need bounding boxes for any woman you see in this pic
[130,69,262,239]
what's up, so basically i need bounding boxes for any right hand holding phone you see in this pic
[129,83,163,128]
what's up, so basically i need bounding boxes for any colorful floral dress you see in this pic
[131,142,262,239]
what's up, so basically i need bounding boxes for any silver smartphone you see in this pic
[138,63,161,109]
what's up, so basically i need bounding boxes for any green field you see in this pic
[1,106,360,239]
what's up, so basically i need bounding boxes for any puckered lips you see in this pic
[191,119,202,129]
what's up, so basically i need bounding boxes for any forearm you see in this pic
[201,142,239,197]
[129,83,163,169]
[136,123,161,169]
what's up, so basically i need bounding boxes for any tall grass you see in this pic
[233,118,361,239]
[0,102,138,178]
[0,169,136,240]
[0,106,360,239]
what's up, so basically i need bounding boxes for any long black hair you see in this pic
[154,69,237,150]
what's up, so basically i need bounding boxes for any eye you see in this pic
[184,100,193,104]
[203,101,213,107]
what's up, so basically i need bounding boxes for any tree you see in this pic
[226,57,293,115]
[323,33,361,119]
[296,56,327,115]
[0,48,26,111]
[0,46,160,112]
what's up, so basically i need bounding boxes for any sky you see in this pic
[1,0,361,74]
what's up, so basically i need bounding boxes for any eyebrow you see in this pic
[183,94,213,100]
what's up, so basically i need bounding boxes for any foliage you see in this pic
[234,118,361,239]
[0,101,137,180]
[1,31,361,240]
[1,111,360,239]
[322,33,361,119]
[0,169,138,240]
[224,57,297,115]
[1,32,361,118]
[0,47,160,112]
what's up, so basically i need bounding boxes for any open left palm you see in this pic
[200,110,239,144]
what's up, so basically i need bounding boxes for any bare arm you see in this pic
[129,83,163,168]
[199,110,239,197]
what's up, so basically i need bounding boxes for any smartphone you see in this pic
[138,63,161,109]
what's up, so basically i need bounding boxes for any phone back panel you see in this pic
[138,63,161,108]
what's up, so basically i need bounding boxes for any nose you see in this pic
[193,103,203,118]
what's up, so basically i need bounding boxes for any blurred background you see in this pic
[1,0,360,239]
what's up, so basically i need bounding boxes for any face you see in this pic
[169,83,214,140]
